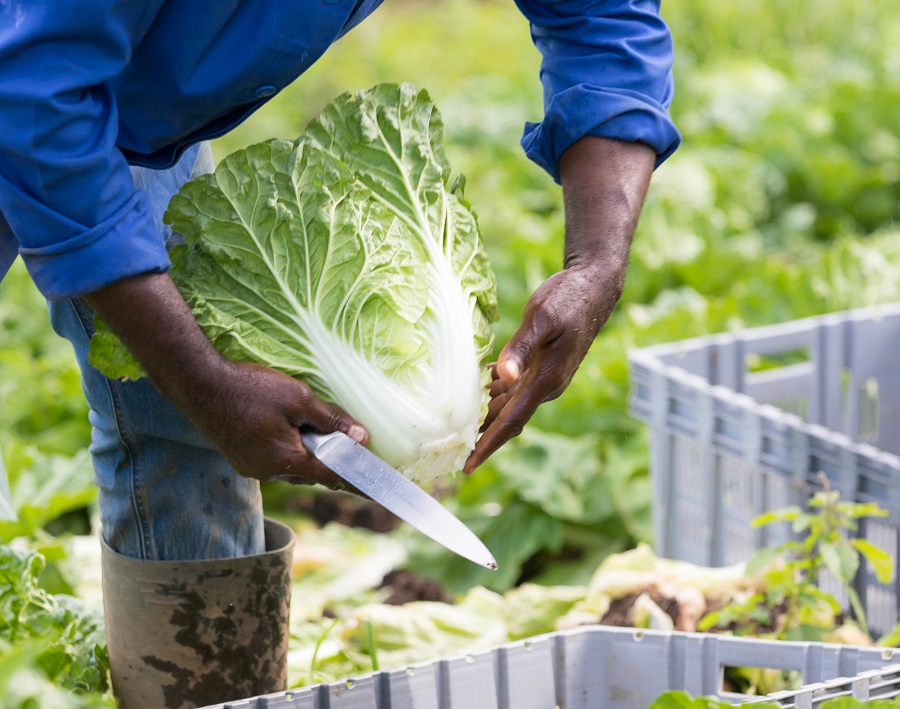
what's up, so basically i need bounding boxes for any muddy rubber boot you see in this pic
[101,518,295,709]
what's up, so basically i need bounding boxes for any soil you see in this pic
[379,570,453,605]
[289,490,402,533]
[290,491,453,607]
[599,589,681,628]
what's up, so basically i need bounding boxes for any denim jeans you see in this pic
[48,143,266,561]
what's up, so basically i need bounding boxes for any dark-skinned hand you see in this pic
[464,135,656,473]
[187,359,368,488]
[464,262,623,472]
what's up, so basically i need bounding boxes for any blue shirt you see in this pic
[0,0,679,300]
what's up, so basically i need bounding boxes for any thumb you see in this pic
[301,395,369,445]
[497,322,541,383]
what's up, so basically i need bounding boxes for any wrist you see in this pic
[564,251,628,278]
[565,257,627,315]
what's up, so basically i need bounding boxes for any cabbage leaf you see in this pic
[90,84,498,481]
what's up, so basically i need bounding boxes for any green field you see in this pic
[1,0,900,704]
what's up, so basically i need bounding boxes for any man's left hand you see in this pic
[463,260,624,472]
[463,136,656,474]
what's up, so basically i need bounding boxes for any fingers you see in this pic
[481,374,512,432]
[471,293,567,467]
[267,424,367,495]
[277,420,369,498]
[468,320,574,473]
[291,385,369,445]
[255,424,338,485]
[284,393,369,487]
[464,366,545,474]
[205,361,372,489]
[463,316,557,474]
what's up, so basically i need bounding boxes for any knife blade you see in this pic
[300,431,497,570]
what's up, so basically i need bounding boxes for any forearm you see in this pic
[558,135,656,281]
[465,137,656,470]
[83,271,367,485]
[83,272,224,405]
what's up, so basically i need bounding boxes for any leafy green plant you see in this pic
[0,544,110,698]
[0,443,96,544]
[0,638,113,709]
[700,474,893,642]
[0,261,91,459]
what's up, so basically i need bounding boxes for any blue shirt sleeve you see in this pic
[0,1,169,301]
[514,0,681,182]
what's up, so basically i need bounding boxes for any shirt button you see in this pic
[255,85,277,98]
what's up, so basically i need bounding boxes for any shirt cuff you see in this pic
[521,84,682,183]
[19,190,171,301]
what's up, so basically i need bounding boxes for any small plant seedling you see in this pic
[700,473,894,642]
[309,617,343,687]
[364,618,379,671]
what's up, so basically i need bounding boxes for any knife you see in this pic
[300,430,497,570]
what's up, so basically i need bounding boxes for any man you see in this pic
[0,0,679,706]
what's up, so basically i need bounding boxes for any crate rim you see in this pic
[202,625,900,708]
[627,307,900,473]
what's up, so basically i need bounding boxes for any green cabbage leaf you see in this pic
[90,84,498,481]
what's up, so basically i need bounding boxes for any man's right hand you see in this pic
[83,272,368,486]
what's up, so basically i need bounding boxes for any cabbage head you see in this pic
[90,84,498,481]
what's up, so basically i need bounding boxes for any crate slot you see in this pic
[629,303,900,637]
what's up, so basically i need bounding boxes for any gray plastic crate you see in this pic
[628,303,900,637]
[202,626,900,709]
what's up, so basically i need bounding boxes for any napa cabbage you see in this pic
[90,84,498,482]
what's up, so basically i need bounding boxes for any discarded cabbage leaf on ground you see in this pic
[555,543,763,632]
[89,84,498,481]
[290,522,409,622]
[289,587,509,687]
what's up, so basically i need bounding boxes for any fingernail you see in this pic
[348,424,367,443]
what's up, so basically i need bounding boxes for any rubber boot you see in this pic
[101,518,295,709]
